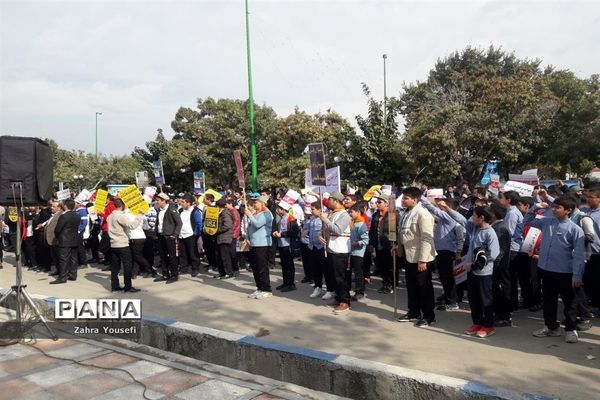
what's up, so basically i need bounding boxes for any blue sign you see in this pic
[152,160,165,185]
[481,160,498,185]
[193,171,205,195]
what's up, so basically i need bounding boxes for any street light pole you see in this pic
[245,0,258,192]
[383,54,387,130]
[95,112,102,158]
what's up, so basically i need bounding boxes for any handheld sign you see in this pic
[118,184,149,214]
[388,194,397,242]
[152,160,165,185]
[307,143,326,186]
[233,150,245,189]
[56,189,71,201]
[94,189,108,214]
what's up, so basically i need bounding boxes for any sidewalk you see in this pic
[1,254,598,399]
[0,337,348,400]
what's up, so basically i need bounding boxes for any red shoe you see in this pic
[465,324,481,335]
[476,326,495,338]
[333,302,350,314]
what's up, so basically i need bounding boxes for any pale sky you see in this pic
[1,0,598,156]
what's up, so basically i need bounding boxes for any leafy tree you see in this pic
[399,46,561,185]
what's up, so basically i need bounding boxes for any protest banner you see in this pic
[94,189,108,214]
[480,160,498,185]
[203,206,219,235]
[118,184,149,214]
[56,189,71,201]
[427,188,444,199]
[307,143,326,186]
[152,160,165,185]
[363,185,382,201]
[74,189,91,204]
[193,171,206,195]
[135,171,149,188]
[521,226,543,254]
[106,184,129,196]
[233,150,245,189]
[504,180,535,197]
[278,189,300,210]
[305,166,340,194]
[381,185,392,195]
[508,173,539,186]
[453,262,468,285]
[143,186,157,203]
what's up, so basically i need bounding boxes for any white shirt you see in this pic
[157,205,167,234]
[126,212,146,240]
[179,208,194,239]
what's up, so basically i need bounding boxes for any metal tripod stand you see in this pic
[0,181,57,340]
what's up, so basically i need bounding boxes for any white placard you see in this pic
[427,188,444,198]
[521,227,542,254]
[74,189,91,204]
[305,166,340,194]
[56,189,71,201]
[143,186,157,203]
[503,181,535,197]
[453,262,468,285]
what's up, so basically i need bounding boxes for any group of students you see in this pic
[2,180,598,343]
[241,182,599,343]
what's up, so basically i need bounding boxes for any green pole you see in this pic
[383,54,387,130]
[245,0,258,191]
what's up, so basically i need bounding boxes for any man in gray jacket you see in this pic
[154,193,182,284]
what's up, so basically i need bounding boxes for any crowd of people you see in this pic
[1,179,598,343]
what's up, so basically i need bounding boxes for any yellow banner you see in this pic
[197,188,223,206]
[94,189,108,214]
[8,207,18,223]
[363,185,382,201]
[203,206,219,236]
[118,184,149,215]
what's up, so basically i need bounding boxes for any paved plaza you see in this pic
[1,255,599,399]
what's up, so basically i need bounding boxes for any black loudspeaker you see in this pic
[0,136,54,206]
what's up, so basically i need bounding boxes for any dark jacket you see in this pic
[54,210,81,248]
[492,220,511,270]
[216,208,233,244]
[156,204,182,237]
[369,210,395,251]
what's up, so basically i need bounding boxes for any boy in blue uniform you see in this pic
[524,195,585,343]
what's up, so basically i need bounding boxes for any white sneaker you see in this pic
[532,326,562,337]
[321,291,335,300]
[248,290,260,298]
[565,330,578,343]
[255,291,273,299]
[310,287,324,298]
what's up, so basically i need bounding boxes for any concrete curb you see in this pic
[6,294,556,400]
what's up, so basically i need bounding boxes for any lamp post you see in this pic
[73,175,84,192]
[383,54,387,130]
[95,112,102,158]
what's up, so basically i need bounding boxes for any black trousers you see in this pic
[468,273,494,328]
[279,246,295,286]
[437,250,457,304]
[375,248,393,287]
[510,251,533,308]
[111,246,133,290]
[77,233,87,265]
[347,255,365,294]
[217,241,234,276]
[100,231,112,264]
[142,230,156,269]
[130,239,154,275]
[267,237,277,268]
[404,261,435,321]
[202,232,217,268]
[310,247,327,289]
[250,246,271,291]
[329,252,350,304]
[300,243,312,281]
[541,269,577,331]
[157,235,178,278]
[493,263,512,320]
[22,237,37,267]
[362,247,373,279]
[57,246,78,281]
[180,235,201,272]
[88,232,100,260]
